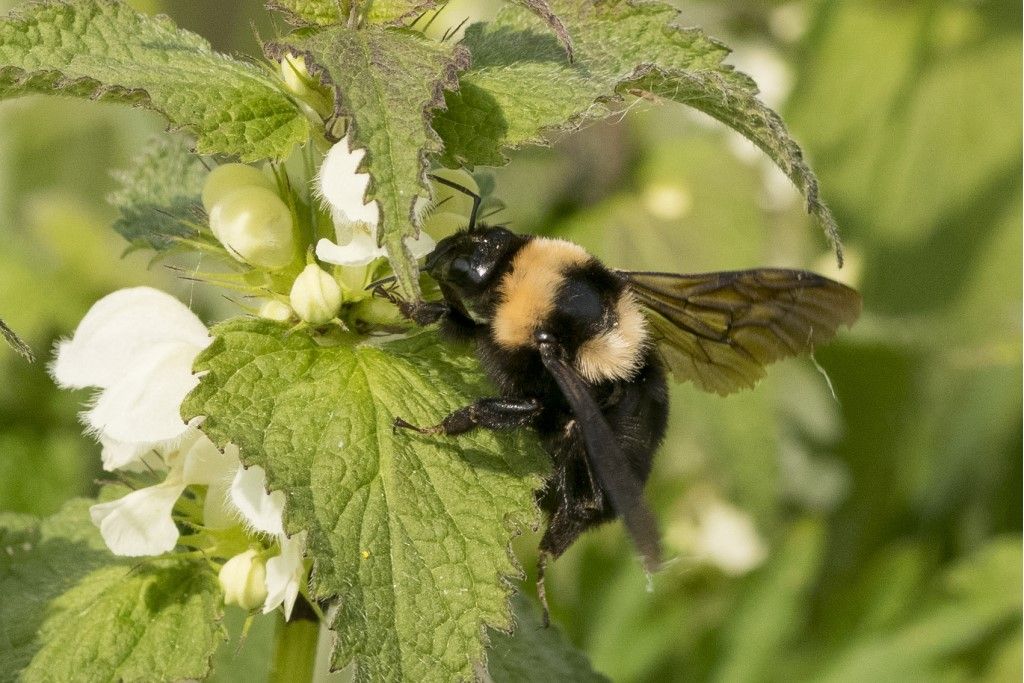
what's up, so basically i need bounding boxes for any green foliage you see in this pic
[183,319,548,682]
[432,0,842,260]
[365,0,443,26]
[0,316,33,361]
[267,26,469,296]
[268,0,346,26]
[487,594,609,682]
[108,135,208,250]
[0,0,309,161]
[0,0,1018,680]
[0,498,226,682]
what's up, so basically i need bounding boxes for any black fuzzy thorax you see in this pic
[458,245,669,558]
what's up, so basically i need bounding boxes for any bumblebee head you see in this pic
[424,225,526,319]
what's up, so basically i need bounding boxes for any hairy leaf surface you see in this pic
[183,320,547,682]
[0,498,225,682]
[487,594,609,682]
[434,0,842,260]
[0,1,308,161]
[267,0,346,26]
[268,26,469,297]
[108,135,208,251]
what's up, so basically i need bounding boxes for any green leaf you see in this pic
[818,538,1022,683]
[0,1,309,161]
[108,135,209,251]
[434,0,842,261]
[711,520,825,683]
[183,319,547,682]
[0,316,33,361]
[267,26,469,297]
[0,498,226,682]
[365,0,442,26]
[487,593,608,682]
[267,0,346,26]
[507,0,574,61]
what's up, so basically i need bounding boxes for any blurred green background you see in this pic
[0,0,1019,681]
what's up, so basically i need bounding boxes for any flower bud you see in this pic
[202,163,276,212]
[280,53,332,118]
[290,263,342,324]
[208,187,296,271]
[259,300,293,322]
[429,168,479,218]
[219,549,268,610]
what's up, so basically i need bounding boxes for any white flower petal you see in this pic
[695,500,767,576]
[315,233,385,267]
[204,475,237,530]
[230,464,286,535]
[193,442,241,529]
[181,435,240,486]
[263,531,307,620]
[316,140,379,227]
[52,287,209,390]
[405,231,436,259]
[85,341,201,444]
[99,435,169,472]
[89,481,186,556]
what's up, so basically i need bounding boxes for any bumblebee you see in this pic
[375,179,861,619]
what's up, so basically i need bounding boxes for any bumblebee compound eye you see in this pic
[449,256,472,279]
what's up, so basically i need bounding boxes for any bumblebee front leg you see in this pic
[394,397,542,436]
[371,284,450,326]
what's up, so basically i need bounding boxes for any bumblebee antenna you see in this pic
[428,173,481,232]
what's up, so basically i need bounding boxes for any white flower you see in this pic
[53,287,290,556]
[667,491,768,576]
[314,138,435,267]
[88,432,240,556]
[290,263,342,324]
[264,531,308,620]
[315,137,379,227]
[230,464,286,536]
[52,287,210,457]
[219,549,269,610]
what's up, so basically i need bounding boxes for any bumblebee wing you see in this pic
[538,342,661,571]
[621,269,861,396]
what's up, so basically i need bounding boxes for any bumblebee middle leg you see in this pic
[394,397,542,436]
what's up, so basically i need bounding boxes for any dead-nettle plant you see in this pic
[0,1,844,680]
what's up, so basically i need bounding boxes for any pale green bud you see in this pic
[280,53,333,118]
[290,263,342,324]
[259,299,294,322]
[208,187,296,271]
[218,550,268,610]
[202,163,276,212]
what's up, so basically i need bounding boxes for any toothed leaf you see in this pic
[0,498,225,682]
[365,0,443,26]
[267,0,345,26]
[0,317,33,361]
[183,320,547,683]
[108,136,209,251]
[267,26,469,297]
[487,594,609,682]
[434,0,842,261]
[0,0,309,161]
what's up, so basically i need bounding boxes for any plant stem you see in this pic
[269,598,320,683]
